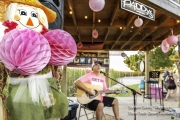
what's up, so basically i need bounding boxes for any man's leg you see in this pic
[112,98,120,120]
[96,102,104,120]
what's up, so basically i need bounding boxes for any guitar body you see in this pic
[77,83,102,104]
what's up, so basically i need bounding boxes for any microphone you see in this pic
[100,71,108,76]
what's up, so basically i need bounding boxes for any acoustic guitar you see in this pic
[76,83,127,104]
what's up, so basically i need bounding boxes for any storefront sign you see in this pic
[120,0,155,21]
[68,52,109,68]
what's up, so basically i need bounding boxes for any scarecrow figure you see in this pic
[0,0,77,120]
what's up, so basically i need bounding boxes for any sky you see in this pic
[109,51,138,71]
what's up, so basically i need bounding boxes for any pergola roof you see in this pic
[64,0,180,51]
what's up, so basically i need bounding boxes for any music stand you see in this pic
[101,72,141,120]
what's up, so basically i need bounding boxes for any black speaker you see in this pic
[39,0,64,29]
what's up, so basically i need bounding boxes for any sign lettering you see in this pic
[121,0,155,21]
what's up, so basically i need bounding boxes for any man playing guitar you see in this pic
[74,61,123,120]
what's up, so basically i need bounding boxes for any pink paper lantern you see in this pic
[77,42,83,48]
[167,35,178,45]
[0,29,51,75]
[92,29,98,38]
[134,17,143,27]
[161,39,169,53]
[43,29,77,66]
[89,0,105,12]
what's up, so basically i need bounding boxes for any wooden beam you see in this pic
[152,28,170,40]
[64,18,176,28]
[111,14,136,49]
[159,22,180,41]
[62,65,67,95]
[74,35,163,43]
[137,42,152,50]
[67,0,81,41]
[92,11,95,43]
[121,19,150,49]
[104,1,119,44]
[132,15,170,50]
[173,23,180,35]
[138,0,180,20]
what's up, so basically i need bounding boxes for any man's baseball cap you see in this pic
[92,61,102,68]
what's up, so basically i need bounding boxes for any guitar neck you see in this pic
[98,90,116,94]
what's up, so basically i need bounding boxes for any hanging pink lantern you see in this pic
[43,29,77,66]
[0,29,51,75]
[77,42,83,48]
[89,0,105,12]
[134,17,143,27]
[167,35,178,45]
[92,29,98,38]
[161,39,169,53]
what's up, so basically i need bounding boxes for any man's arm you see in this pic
[74,80,95,95]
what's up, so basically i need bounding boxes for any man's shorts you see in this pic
[84,96,115,111]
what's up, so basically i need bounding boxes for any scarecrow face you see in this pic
[14,4,42,31]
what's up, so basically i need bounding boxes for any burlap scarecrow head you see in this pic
[2,0,56,23]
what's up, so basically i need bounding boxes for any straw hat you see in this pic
[4,0,56,23]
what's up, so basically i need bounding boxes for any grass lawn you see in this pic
[109,84,140,97]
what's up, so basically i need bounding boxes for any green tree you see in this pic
[149,46,175,70]
[123,46,176,71]
[123,53,144,71]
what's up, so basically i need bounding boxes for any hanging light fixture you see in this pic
[92,29,98,38]
[89,0,105,12]
[134,16,143,27]
[77,42,83,48]
[166,29,178,45]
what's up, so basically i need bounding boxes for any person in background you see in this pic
[74,61,123,120]
[164,72,177,101]
[139,77,145,93]
[163,67,170,91]
[173,71,178,82]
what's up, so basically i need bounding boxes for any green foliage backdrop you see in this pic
[64,68,143,96]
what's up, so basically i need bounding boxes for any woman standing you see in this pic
[164,72,177,101]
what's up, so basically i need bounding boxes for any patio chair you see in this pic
[78,103,106,120]
[143,71,162,106]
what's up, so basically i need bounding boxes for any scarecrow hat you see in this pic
[5,0,56,23]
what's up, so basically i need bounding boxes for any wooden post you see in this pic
[61,65,67,96]
[177,35,180,107]
[105,68,109,88]
[145,47,150,97]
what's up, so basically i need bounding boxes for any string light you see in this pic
[98,19,101,22]
[69,11,72,14]
[85,16,88,19]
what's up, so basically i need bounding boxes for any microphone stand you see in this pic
[158,80,170,113]
[102,72,141,120]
